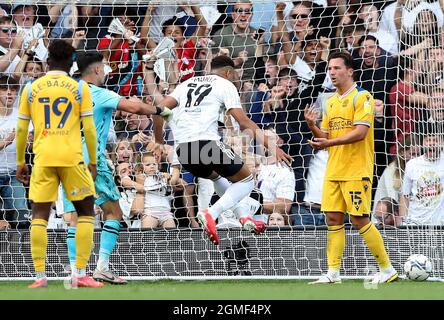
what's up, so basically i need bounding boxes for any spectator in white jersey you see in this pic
[154,55,292,245]
[257,127,295,219]
[0,76,30,229]
[400,125,444,225]
[137,152,176,228]
[373,134,422,218]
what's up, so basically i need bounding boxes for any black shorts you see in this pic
[176,140,244,179]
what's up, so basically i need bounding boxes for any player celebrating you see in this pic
[16,40,103,288]
[62,52,172,284]
[304,51,398,284]
[154,56,293,245]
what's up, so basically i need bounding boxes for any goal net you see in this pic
[0,0,443,280]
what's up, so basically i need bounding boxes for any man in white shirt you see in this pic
[11,4,48,61]
[0,76,30,228]
[155,55,292,245]
[0,16,24,75]
[400,128,444,225]
[257,128,295,218]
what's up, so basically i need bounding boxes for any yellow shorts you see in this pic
[29,164,95,203]
[321,180,372,216]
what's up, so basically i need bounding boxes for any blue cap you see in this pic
[11,3,36,13]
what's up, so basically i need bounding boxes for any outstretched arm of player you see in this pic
[118,96,173,119]
[16,118,30,184]
[152,96,178,144]
[228,108,293,166]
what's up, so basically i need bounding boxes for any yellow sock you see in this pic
[327,224,345,271]
[359,222,391,269]
[75,216,95,270]
[30,219,48,273]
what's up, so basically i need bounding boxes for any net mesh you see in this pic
[0,0,443,279]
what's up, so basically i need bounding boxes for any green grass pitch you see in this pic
[0,279,443,300]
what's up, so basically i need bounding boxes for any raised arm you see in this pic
[0,31,24,73]
[189,6,208,46]
[140,5,157,50]
[153,95,178,144]
[304,105,328,139]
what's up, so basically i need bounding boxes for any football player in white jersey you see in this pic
[154,56,293,245]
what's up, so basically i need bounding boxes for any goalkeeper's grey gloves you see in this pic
[156,106,173,121]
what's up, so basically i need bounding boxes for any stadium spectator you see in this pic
[400,127,444,225]
[0,16,24,75]
[11,4,48,61]
[374,134,422,214]
[291,149,327,227]
[98,7,145,96]
[112,138,137,164]
[427,88,444,123]
[257,128,295,218]
[291,92,333,226]
[388,58,428,155]
[355,35,398,105]
[373,197,400,228]
[212,0,264,81]
[402,3,443,48]
[342,24,366,55]
[355,35,398,178]
[47,6,106,50]
[263,55,279,88]
[289,34,332,98]
[0,76,30,229]
[115,161,142,227]
[268,211,286,227]
[137,152,176,228]
[142,4,180,44]
[12,50,45,84]
[143,5,207,83]
[117,112,154,151]
[357,4,398,55]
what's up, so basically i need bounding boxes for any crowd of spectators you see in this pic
[0,0,444,231]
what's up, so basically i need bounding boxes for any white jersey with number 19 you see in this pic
[168,75,242,144]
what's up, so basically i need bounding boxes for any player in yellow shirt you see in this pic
[304,51,397,284]
[16,40,103,288]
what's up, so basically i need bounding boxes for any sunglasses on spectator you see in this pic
[291,14,309,20]
[234,8,253,15]
[0,27,17,33]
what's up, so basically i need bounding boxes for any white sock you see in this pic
[97,257,110,272]
[36,272,46,280]
[197,178,215,212]
[208,175,254,220]
[327,269,340,277]
[211,175,231,197]
[69,262,76,275]
[75,268,86,277]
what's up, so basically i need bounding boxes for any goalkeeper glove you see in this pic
[156,106,173,121]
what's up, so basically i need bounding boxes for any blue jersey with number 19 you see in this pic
[18,71,93,167]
